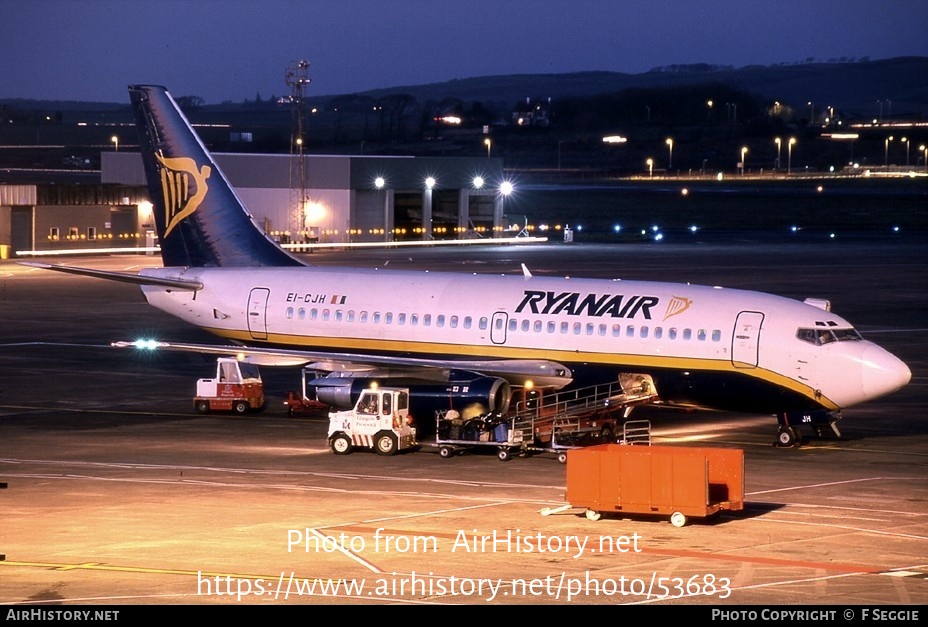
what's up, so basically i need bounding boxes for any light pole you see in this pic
[665,138,673,171]
[484,138,491,158]
[901,136,910,166]
[884,136,893,166]
[646,158,653,178]
[111,135,119,152]
[807,101,814,126]
[921,145,927,173]
[375,176,391,242]
[787,138,796,174]
[740,147,748,175]
[775,137,782,170]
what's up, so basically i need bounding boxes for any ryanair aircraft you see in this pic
[26,85,911,446]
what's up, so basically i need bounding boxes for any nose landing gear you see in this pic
[775,410,842,447]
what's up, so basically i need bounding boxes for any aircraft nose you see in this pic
[861,345,911,401]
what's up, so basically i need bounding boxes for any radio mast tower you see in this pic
[285,60,312,239]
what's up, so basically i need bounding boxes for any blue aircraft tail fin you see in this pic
[128,85,304,268]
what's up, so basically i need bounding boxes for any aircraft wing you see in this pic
[111,340,574,389]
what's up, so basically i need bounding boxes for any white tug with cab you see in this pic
[327,386,417,455]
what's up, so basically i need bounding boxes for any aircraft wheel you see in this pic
[600,424,615,443]
[331,433,352,455]
[585,509,602,521]
[195,400,210,414]
[670,511,687,528]
[557,452,567,464]
[439,446,454,459]
[375,432,398,456]
[232,400,249,415]
[497,447,512,462]
[776,427,798,447]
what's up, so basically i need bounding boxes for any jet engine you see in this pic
[308,370,512,432]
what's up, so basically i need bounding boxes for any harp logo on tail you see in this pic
[156,154,212,237]
[663,295,693,321]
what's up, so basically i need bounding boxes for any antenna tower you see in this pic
[285,60,312,238]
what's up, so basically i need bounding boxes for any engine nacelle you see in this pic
[309,371,512,430]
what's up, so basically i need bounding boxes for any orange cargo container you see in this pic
[565,444,744,527]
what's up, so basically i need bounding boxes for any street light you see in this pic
[646,158,653,178]
[111,135,119,152]
[884,136,894,166]
[665,138,673,171]
[775,137,782,170]
[901,136,910,166]
[484,138,491,158]
[787,138,796,174]
[921,145,927,173]
[740,147,748,175]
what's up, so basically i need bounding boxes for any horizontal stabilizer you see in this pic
[20,261,203,291]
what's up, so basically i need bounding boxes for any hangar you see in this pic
[0,152,510,257]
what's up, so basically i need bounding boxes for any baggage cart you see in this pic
[432,409,527,461]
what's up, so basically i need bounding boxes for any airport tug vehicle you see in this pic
[194,357,265,415]
[327,386,417,456]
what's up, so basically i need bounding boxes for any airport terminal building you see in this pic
[0,152,510,257]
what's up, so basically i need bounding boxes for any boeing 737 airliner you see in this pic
[25,85,911,447]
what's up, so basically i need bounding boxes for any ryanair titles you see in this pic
[516,290,660,319]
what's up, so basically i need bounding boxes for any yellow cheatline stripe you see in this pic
[200,326,832,408]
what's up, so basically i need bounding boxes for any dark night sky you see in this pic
[3,0,927,104]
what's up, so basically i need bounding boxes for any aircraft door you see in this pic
[247,287,270,340]
[490,311,508,344]
[731,311,764,368]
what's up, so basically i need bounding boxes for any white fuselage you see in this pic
[140,265,911,413]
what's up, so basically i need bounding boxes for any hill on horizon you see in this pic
[3,56,926,120]
[356,56,927,120]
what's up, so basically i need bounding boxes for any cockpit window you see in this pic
[797,327,863,345]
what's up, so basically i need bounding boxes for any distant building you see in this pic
[1,152,511,257]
